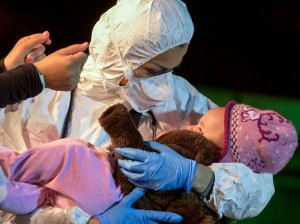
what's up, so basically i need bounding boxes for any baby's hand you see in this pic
[186,124,202,133]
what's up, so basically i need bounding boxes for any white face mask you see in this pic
[117,71,175,113]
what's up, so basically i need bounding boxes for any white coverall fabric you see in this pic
[0,0,274,223]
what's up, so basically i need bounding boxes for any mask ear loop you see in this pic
[108,9,134,82]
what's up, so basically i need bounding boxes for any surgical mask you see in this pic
[117,70,175,113]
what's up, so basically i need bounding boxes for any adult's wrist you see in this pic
[192,163,215,199]
[87,218,101,224]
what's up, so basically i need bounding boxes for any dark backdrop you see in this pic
[1,0,300,98]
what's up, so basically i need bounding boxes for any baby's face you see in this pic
[187,107,225,151]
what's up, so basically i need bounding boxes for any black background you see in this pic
[1,0,300,98]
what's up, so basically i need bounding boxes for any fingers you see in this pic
[24,44,46,63]
[4,31,51,70]
[18,31,51,52]
[26,53,46,64]
[59,42,89,68]
[144,210,183,223]
[123,187,146,205]
[116,147,154,162]
[118,159,145,171]
[119,168,147,185]
[59,42,89,56]
[186,125,202,133]
[72,51,88,66]
[40,31,51,45]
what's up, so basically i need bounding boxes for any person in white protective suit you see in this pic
[0,0,275,223]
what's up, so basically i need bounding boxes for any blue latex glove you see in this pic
[116,141,197,192]
[96,187,183,224]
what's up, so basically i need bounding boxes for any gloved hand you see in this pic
[116,141,197,192]
[96,187,183,224]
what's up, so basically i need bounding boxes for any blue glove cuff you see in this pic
[184,160,197,192]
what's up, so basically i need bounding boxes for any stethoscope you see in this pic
[60,91,157,140]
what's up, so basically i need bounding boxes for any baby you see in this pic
[187,100,298,174]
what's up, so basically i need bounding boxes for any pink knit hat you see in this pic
[219,101,298,174]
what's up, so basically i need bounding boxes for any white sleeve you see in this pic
[0,206,90,224]
[205,163,275,220]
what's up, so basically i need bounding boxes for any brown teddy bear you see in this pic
[99,103,222,224]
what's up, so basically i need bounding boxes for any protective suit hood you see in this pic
[78,0,194,95]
